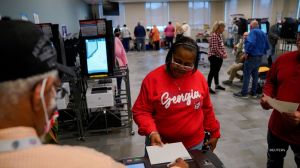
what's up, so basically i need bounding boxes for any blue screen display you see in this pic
[261,23,267,33]
[298,24,300,32]
[126,163,145,168]
[85,38,108,74]
[247,24,250,32]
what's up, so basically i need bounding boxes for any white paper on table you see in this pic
[266,96,299,113]
[146,142,192,165]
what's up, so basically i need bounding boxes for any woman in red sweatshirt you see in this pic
[132,36,220,151]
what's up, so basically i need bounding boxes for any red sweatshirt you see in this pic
[132,65,220,149]
[263,51,300,144]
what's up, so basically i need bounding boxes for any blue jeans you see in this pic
[122,38,130,52]
[241,56,262,95]
[267,130,300,168]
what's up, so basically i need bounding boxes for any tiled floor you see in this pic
[60,49,297,168]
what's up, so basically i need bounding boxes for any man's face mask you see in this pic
[40,78,59,134]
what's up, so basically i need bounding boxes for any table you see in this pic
[121,150,225,168]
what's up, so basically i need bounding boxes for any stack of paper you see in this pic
[266,96,299,113]
[146,142,192,165]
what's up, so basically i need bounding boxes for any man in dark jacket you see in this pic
[134,22,146,51]
[268,24,280,66]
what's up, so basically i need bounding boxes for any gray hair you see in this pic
[211,21,225,34]
[0,70,58,107]
[250,20,259,28]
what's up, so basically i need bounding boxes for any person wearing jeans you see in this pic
[240,56,262,96]
[207,21,227,94]
[234,20,269,98]
[121,24,131,52]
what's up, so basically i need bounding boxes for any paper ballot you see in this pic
[146,142,192,165]
[266,96,299,113]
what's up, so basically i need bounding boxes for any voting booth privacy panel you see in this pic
[121,150,225,168]
[246,18,270,34]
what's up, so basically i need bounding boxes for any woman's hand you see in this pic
[204,138,219,151]
[168,158,189,168]
[260,94,272,110]
[282,111,300,124]
[150,132,164,146]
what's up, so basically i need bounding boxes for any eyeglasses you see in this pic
[171,57,194,71]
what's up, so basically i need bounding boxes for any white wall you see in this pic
[270,0,298,24]
[124,2,196,38]
[0,0,90,34]
[125,3,146,34]
[211,1,225,24]
[236,0,253,19]
[169,2,189,24]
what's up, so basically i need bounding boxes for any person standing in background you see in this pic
[232,19,239,45]
[121,24,131,52]
[114,25,121,37]
[114,34,128,106]
[134,22,146,51]
[151,25,160,50]
[234,20,269,98]
[181,22,191,37]
[237,17,248,41]
[207,21,227,94]
[164,21,175,49]
[175,22,184,42]
[268,23,280,66]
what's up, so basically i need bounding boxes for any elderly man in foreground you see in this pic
[0,20,188,168]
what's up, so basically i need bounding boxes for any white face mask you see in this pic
[40,78,59,134]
